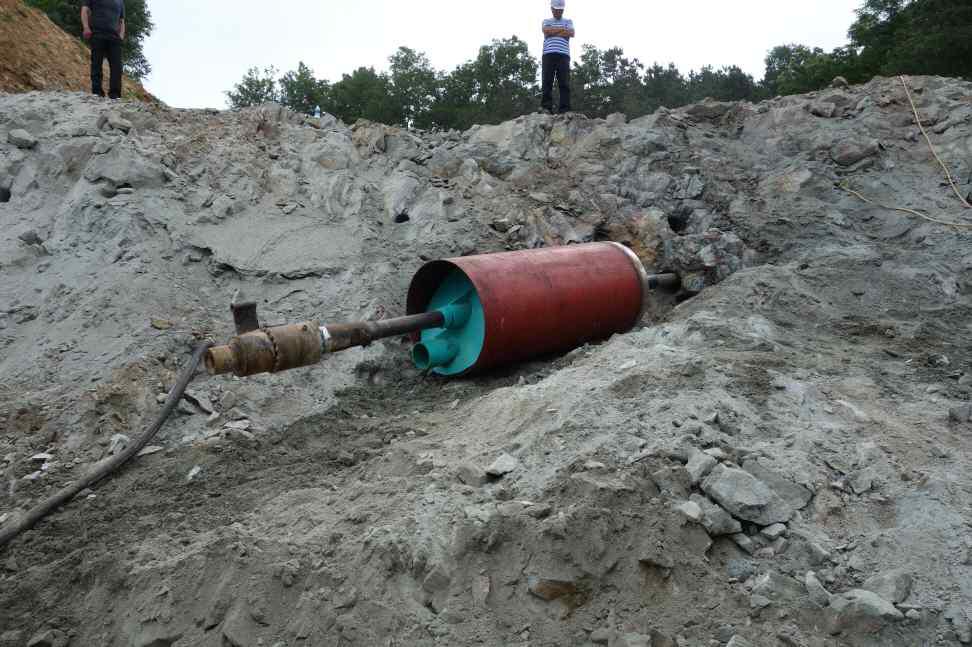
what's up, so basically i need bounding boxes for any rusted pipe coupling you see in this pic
[205,321,323,377]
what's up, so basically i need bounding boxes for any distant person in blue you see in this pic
[81,0,126,99]
[541,0,575,114]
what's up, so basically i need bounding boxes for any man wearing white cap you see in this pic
[541,0,574,114]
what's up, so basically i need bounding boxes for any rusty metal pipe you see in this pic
[206,312,446,377]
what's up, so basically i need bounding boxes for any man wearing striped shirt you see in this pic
[541,0,575,114]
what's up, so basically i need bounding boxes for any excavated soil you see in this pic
[1,76,971,647]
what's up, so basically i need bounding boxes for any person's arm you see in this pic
[81,5,92,39]
[542,20,564,37]
[563,20,575,38]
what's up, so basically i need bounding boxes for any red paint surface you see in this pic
[407,242,645,375]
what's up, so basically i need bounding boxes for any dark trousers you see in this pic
[91,36,122,99]
[541,53,571,113]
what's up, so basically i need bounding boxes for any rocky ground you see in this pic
[0,75,971,647]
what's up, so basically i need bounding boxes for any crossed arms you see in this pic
[543,24,575,38]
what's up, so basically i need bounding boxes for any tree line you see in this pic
[21,0,971,123]
[227,0,972,130]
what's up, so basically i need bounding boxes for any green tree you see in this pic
[762,44,850,96]
[226,66,279,109]
[432,37,537,129]
[850,0,972,79]
[572,45,647,118]
[25,0,154,79]
[388,47,438,129]
[279,62,328,116]
[643,63,689,111]
[326,66,398,125]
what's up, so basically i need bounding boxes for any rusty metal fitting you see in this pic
[205,321,323,377]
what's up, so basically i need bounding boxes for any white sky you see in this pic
[142,0,861,110]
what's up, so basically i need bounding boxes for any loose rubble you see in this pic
[1,76,971,645]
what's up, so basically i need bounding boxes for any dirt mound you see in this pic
[1,78,971,646]
[0,0,153,101]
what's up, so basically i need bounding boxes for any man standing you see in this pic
[81,0,126,100]
[541,0,574,114]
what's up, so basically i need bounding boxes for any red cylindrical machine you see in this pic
[406,242,650,376]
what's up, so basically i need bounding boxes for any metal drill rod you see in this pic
[646,273,679,292]
[322,311,445,353]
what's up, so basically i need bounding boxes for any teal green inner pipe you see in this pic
[411,269,485,376]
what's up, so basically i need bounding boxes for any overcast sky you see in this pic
[142,0,861,110]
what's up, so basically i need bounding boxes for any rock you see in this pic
[731,533,756,555]
[949,404,972,423]
[2,555,18,572]
[0,630,24,647]
[183,388,215,414]
[107,113,134,133]
[485,453,518,477]
[726,637,755,647]
[455,461,488,486]
[134,627,184,647]
[651,465,693,498]
[675,500,703,523]
[527,576,576,601]
[831,76,849,88]
[489,218,513,233]
[861,569,912,604]
[612,634,652,647]
[750,594,771,609]
[811,102,837,118]
[685,448,718,485]
[945,606,972,644]
[828,589,904,634]
[727,558,756,580]
[703,447,726,460]
[831,138,879,167]
[108,434,130,455]
[590,628,615,644]
[223,419,251,431]
[701,463,795,525]
[151,318,173,330]
[8,129,37,149]
[761,523,787,539]
[691,494,742,536]
[136,445,164,457]
[905,609,920,621]
[226,427,258,447]
[26,629,69,647]
[850,470,874,495]
[752,571,805,604]
[18,230,44,246]
[805,571,832,607]
[685,100,734,120]
[742,460,813,511]
[805,539,832,565]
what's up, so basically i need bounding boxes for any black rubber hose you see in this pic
[0,341,213,550]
